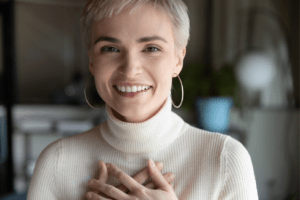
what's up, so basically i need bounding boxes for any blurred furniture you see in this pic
[0,105,107,194]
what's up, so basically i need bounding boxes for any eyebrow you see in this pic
[137,36,168,44]
[94,36,121,45]
[94,36,168,45]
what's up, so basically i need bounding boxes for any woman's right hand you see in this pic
[87,161,175,199]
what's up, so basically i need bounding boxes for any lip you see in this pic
[113,85,153,98]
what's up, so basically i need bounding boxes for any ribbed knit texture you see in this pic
[27,95,259,200]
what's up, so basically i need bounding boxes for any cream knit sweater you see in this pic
[27,95,259,200]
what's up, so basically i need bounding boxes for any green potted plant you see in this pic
[172,63,240,133]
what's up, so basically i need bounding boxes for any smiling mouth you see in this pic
[113,85,153,93]
[113,85,153,98]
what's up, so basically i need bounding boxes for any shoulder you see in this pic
[59,124,102,147]
[182,124,229,149]
[37,138,62,164]
[180,123,252,167]
[178,124,234,162]
[36,125,101,162]
[31,138,62,186]
[221,136,252,166]
[220,136,255,182]
[219,136,258,199]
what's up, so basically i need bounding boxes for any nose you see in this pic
[118,52,142,79]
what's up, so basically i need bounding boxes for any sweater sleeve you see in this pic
[219,136,259,200]
[27,139,62,200]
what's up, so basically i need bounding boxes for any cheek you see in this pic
[93,57,115,78]
[150,63,174,92]
[92,60,114,95]
[93,76,108,99]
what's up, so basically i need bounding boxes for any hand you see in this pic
[87,160,175,199]
[87,159,176,200]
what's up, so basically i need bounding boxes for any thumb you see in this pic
[148,159,170,190]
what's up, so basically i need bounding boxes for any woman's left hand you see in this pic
[87,159,178,200]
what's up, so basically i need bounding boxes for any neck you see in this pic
[110,99,167,123]
[100,94,186,153]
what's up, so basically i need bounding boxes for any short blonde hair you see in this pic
[81,0,190,50]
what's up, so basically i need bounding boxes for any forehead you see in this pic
[91,4,174,44]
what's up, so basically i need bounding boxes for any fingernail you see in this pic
[149,159,156,168]
[98,160,103,168]
[158,162,163,168]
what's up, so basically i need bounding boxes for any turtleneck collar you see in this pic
[100,94,185,154]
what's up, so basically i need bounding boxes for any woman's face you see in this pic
[89,4,186,123]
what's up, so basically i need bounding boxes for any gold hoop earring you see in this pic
[84,74,105,109]
[171,75,184,108]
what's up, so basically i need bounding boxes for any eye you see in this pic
[144,47,160,52]
[101,46,119,53]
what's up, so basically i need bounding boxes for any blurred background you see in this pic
[0,0,299,199]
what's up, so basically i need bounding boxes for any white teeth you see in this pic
[126,86,131,92]
[137,86,142,91]
[121,86,126,92]
[131,86,137,92]
[115,85,151,93]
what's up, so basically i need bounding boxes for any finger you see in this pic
[148,159,172,191]
[88,190,113,199]
[170,181,175,190]
[86,191,111,200]
[87,161,109,197]
[116,162,164,192]
[144,172,175,189]
[97,160,108,183]
[88,179,128,200]
[106,163,141,193]
[89,189,100,195]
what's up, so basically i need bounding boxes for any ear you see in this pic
[88,50,94,76]
[173,47,186,77]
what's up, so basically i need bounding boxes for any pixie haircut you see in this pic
[80,0,190,51]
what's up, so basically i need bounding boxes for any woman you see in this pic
[27,0,259,199]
